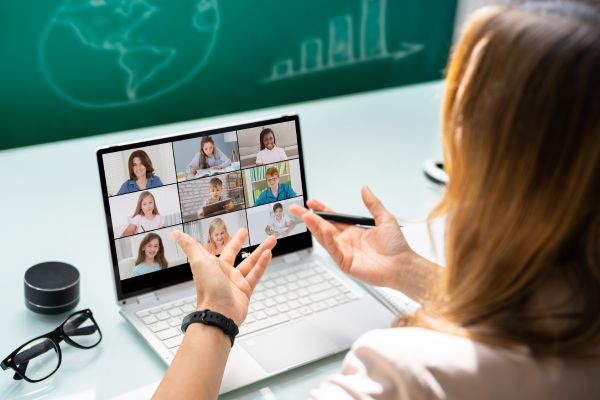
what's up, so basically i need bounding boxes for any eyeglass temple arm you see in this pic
[63,314,98,337]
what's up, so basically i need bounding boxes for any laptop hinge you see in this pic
[136,292,159,305]
[283,252,301,264]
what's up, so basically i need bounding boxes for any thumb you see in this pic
[361,186,396,225]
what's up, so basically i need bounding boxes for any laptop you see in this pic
[96,115,395,394]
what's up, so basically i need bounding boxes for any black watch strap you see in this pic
[181,310,239,346]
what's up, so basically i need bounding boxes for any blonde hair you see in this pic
[410,2,600,357]
[206,218,231,255]
[132,191,159,217]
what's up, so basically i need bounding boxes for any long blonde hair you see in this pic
[206,218,231,255]
[132,191,159,217]
[412,2,600,357]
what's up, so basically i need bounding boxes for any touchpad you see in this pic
[239,322,338,373]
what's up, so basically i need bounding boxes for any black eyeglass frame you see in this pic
[0,308,102,383]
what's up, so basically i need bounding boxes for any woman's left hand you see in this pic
[171,229,276,326]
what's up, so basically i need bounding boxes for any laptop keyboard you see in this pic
[134,262,360,355]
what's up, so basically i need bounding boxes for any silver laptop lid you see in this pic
[96,115,312,302]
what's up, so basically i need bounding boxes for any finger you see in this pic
[288,204,310,219]
[171,230,210,261]
[361,186,396,225]
[220,228,248,265]
[306,198,335,213]
[237,235,277,276]
[302,212,345,266]
[244,250,272,292]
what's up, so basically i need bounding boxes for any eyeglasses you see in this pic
[1,309,102,383]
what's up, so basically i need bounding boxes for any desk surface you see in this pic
[0,81,444,399]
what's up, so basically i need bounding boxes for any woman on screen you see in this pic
[204,218,231,256]
[116,150,164,195]
[121,191,165,237]
[255,128,287,166]
[186,136,231,178]
[254,167,296,206]
[131,233,168,277]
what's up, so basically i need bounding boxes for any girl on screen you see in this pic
[116,150,164,195]
[186,136,231,178]
[121,191,165,237]
[255,128,287,166]
[131,233,168,277]
[204,217,231,256]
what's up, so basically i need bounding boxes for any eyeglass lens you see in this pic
[13,338,59,382]
[63,312,101,348]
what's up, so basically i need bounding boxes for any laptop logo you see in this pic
[241,251,250,259]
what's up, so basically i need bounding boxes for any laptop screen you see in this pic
[96,115,312,301]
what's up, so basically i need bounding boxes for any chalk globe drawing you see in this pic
[39,0,220,107]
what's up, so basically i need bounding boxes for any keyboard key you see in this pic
[265,308,277,317]
[308,275,322,285]
[265,289,276,297]
[157,328,181,341]
[326,298,339,307]
[238,314,288,336]
[168,318,181,328]
[276,304,290,313]
[311,303,327,312]
[288,300,301,309]
[297,288,309,297]
[156,311,170,321]
[149,307,163,314]
[253,302,265,311]
[254,311,267,320]
[299,306,313,316]
[170,346,180,355]
[275,295,286,304]
[308,282,332,294]
[310,288,339,302]
[162,305,173,311]
[299,297,311,306]
[135,310,150,318]
[264,299,276,307]
[181,304,195,313]
[168,308,183,317]
[264,281,275,289]
[142,315,158,325]
[245,314,256,324]
[275,277,286,285]
[164,335,183,349]
[254,292,266,301]
[173,300,184,307]
[148,321,169,333]
[287,310,301,320]
[276,287,287,294]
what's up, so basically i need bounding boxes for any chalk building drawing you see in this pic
[264,0,424,83]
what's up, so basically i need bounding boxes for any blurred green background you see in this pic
[0,0,456,150]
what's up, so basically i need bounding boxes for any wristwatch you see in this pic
[181,310,239,346]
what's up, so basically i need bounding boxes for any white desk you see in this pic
[0,81,444,399]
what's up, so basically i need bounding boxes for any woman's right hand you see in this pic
[289,187,418,290]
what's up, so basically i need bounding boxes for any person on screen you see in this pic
[255,128,287,166]
[121,191,165,237]
[131,233,168,277]
[204,217,232,256]
[196,178,234,218]
[186,136,231,178]
[265,202,296,237]
[254,167,296,206]
[116,150,164,195]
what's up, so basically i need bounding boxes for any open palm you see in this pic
[289,187,416,290]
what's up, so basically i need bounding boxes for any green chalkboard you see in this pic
[0,0,456,150]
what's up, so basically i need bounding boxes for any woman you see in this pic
[116,150,164,195]
[186,136,231,179]
[154,2,600,399]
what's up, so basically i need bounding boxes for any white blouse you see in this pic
[310,327,600,399]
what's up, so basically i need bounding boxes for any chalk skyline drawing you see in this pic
[264,0,424,83]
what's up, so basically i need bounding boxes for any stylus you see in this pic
[314,211,376,227]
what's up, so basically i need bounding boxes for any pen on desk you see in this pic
[314,211,403,228]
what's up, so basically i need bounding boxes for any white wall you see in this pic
[455,0,515,41]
